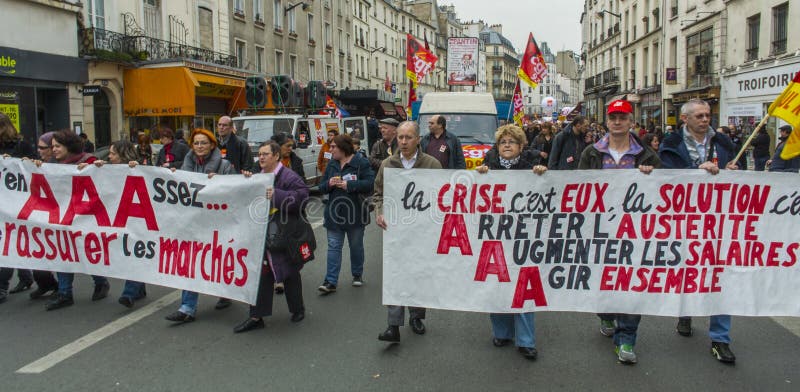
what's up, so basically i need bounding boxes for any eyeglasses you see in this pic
[193,141,211,146]
[37,145,51,150]
[498,140,520,146]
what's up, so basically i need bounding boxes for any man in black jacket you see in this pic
[750,126,771,171]
[547,116,589,170]
[217,116,254,173]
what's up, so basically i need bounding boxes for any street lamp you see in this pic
[284,2,309,14]
[595,9,622,19]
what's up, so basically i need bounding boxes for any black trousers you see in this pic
[250,269,304,318]
[0,268,57,291]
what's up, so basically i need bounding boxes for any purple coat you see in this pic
[266,165,310,281]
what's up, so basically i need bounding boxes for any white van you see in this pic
[417,92,498,169]
[233,114,368,184]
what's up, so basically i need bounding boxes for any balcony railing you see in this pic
[79,27,236,67]
[688,73,718,88]
[602,67,619,85]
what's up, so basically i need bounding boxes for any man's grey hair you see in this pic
[680,98,710,116]
[397,120,420,136]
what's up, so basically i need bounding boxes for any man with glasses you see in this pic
[216,116,254,173]
[421,114,466,169]
[658,98,738,364]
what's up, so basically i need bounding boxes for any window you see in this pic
[289,55,297,78]
[273,0,282,29]
[326,64,332,81]
[255,45,265,73]
[308,14,314,41]
[686,28,713,87]
[746,14,760,61]
[235,39,246,68]
[87,0,105,29]
[275,50,284,74]
[309,60,316,80]
[234,0,244,15]
[325,23,332,46]
[771,2,788,55]
[288,8,296,33]
[254,0,264,21]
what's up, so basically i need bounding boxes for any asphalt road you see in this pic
[1,196,799,391]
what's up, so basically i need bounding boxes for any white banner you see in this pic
[0,158,272,304]
[382,169,800,316]
[446,37,479,86]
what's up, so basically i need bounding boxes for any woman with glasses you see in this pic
[164,128,235,323]
[475,124,546,361]
[233,141,309,333]
[271,132,305,178]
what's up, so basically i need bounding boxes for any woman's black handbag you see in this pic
[265,211,316,263]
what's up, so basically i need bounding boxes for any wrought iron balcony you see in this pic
[79,27,236,67]
[688,73,718,88]
[602,67,619,85]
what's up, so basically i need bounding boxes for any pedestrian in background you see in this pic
[272,132,305,178]
[548,115,590,170]
[642,133,661,152]
[136,133,153,165]
[233,141,308,333]
[156,125,189,169]
[750,126,771,171]
[475,124,541,361]
[216,116,254,173]
[79,133,95,153]
[421,114,466,169]
[318,134,374,293]
[768,125,800,172]
[317,129,338,175]
[369,118,398,171]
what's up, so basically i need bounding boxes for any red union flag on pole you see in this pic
[512,81,525,126]
[406,33,438,88]
[518,33,548,89]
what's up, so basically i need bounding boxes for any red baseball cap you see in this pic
[607,99,633,115]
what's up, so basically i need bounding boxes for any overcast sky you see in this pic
[441,0,585,53]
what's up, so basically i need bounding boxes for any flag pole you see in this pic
[506,80,517,123]
[732,114,771,164]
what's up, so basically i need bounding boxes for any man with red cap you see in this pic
[579,99,661,364]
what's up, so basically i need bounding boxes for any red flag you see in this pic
[518,33,548,89]
[406,33,438,88]
[407,80,417,118]
[512,81,524,127]
[385,74,392,92]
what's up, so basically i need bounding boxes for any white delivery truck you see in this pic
[233,113,369,185]
[417,92,499,169]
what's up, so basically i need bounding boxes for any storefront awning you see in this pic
[124,67,198,117]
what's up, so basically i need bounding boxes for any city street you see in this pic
[1,196,799,391]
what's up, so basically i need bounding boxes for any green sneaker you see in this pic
[600,319,615,337]
[615,344,637,364]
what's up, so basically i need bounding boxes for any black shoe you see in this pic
[493,338,512,347]
[165,311,195,323]
[352,276,363,287]
[518,347,538,360]
[136,287,147,300]
[29,285,57,300]
[92,282,110,301]
[233,318,264,333]
[410,317,426,335]
[45,294,74,311]
[274,282,285,294]
[318,281,336,294]
[10,280,34,294]
[378,326,400,342]
[290,312,305,323]
[676,318,693,337]
[215,298,232,310]
[118,296,134,308]
[711,342,736,364]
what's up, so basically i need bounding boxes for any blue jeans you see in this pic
[490,312,535,348]
[325,226,365,285]
[179,291,199,316]
[120,281,146,300]
[612,314,642,346]
[56,272,108,296]
[680,315,731,343]
[754,156,769,171]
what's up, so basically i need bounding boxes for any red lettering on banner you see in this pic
[158,231,248,287]
[234,249,249,287]
[61,176,111,226]
[600,267,723,293]
[473,241,510,282]
[113,176,159,230]
[437,183,506,213]
[17,173,60,223]
[656,183,770,214]
[437,213,473,255]
[615,214,637,239]
[560,183,606,213]
[511,267,547,308]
